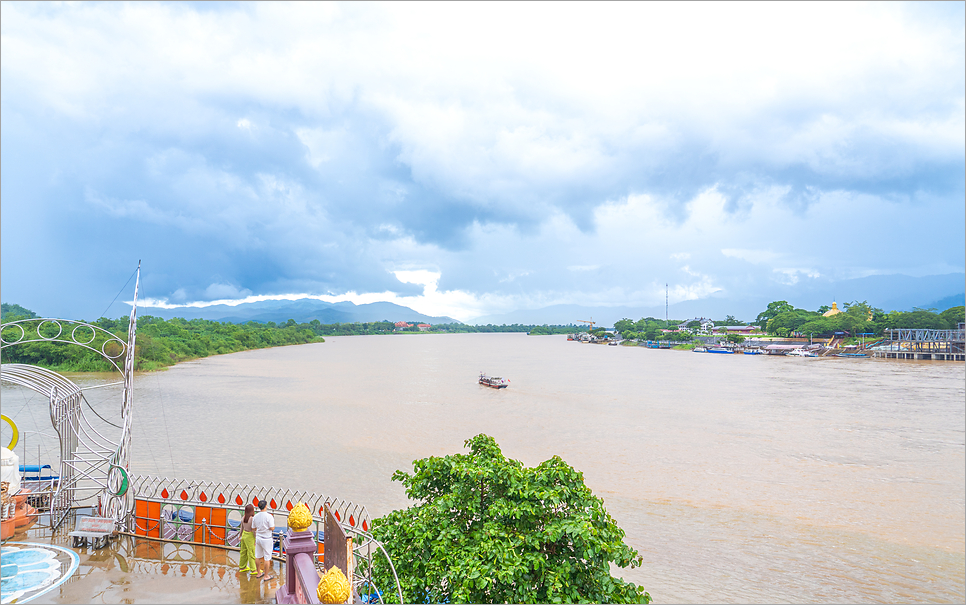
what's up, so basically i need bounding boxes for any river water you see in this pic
[4,333,964,602]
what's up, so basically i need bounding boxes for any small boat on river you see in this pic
[479,373,509,389]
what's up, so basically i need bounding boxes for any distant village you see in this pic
[393,321,433,332]
[564,300,964,361]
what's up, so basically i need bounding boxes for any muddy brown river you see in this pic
[4,333,964,602]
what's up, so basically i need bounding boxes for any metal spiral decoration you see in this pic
[0,264,140,529]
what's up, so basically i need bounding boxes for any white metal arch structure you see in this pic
[0,266,139,528]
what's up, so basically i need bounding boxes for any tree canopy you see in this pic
[755,300,964,337]
[756,301,793,327]
[613,318,635,335]
[0,303,37,319]
[527,325,557,335]
[614,317,684,341]
[367,435,651,604]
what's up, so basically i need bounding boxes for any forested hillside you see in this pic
[1,305,322,371]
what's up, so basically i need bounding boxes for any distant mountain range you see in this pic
[139,298,460,325]
[469,273,965,327]
[920,292,966,311]
[125,272,965,328]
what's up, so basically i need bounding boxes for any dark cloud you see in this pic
[2,2,963,320]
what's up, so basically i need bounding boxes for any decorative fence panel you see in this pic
[128,475,370,563]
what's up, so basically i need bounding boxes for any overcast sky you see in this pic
[2,2,963,321]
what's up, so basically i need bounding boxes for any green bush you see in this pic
[367,435,651,604]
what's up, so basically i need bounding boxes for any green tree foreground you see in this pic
[366,435,651,604]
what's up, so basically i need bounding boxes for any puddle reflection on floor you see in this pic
[26,533,278,604]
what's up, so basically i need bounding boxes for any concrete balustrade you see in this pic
[277,529,322,604]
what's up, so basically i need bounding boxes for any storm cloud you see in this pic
[2,2,963,321]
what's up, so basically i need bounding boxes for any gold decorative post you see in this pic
[288,502,313,532]
[318,566,351,604]
[277,501,321,604]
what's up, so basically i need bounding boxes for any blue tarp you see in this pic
[19,465,52,472]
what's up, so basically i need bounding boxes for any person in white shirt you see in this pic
[252,499,275,579]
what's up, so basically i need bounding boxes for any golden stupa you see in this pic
[823,301,842,317]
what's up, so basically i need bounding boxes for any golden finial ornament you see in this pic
[318,565,351,604]
[287,501,313,532]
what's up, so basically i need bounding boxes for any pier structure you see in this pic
[872,327,965,361]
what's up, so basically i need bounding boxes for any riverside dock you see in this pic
[871,327,965,361]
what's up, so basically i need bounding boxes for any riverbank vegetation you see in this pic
[612,302,964,341]
[755,301,964,337]
[526,325,576,335]
[612,317,683,341]
[366,434,651,604]
[1,303,585,371]
[1,304,322,372]
[5,299,961,370]
[313,321,580,336]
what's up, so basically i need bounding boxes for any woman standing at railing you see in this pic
[239,504,257,575]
